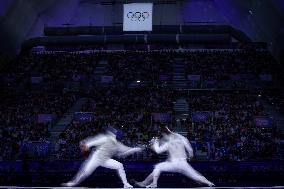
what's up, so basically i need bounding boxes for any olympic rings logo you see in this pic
[127,11,150,21]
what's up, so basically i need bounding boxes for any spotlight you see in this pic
[136,80,141,83]
[258,94,261,97]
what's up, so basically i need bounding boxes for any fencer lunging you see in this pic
[136,127,214,188]
[62,127,142,188]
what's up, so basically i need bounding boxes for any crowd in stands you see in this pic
[0,54,38,90]
[0,49,283,161]
[55,89,283,161]
[104,51,173,86]
[0,91,76,160]
[33,53,98,82]
[184,92,281,161]
[55,87,174,159]
[185,50,282,89]
[185,50,280,77]
[0,53,98,92]
[262,90,284,115]
[22,53,101,93]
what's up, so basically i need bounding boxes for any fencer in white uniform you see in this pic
[135,127,214,188]
[62,127,142,188]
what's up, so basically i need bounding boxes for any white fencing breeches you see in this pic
[70,154,129,186]
[143,160,213,187]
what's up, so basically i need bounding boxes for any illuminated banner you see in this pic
[38,114,54,123]
[72,74,85,82]
[159,74,171,81]
[230,74,241,81]
[192,112,211,122]
[254,116,273,127]
[31,76,43,84]
[152,113,172,122]
[101,76,113,83]
[74,112,94,122]
[187,75,201,81]
[123,3,153,31]
[259,74,272,81]
[21,141,50,157]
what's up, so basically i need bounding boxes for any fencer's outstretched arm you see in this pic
[152,138,169,154]
[116,142,142,157]
[80,134,107,149]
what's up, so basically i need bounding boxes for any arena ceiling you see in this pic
[0,0,284,60]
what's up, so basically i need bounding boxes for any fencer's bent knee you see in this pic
[154,164,162,170]
[153,166,161,175]
[82,169,92,177]
[117,162,124,170]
